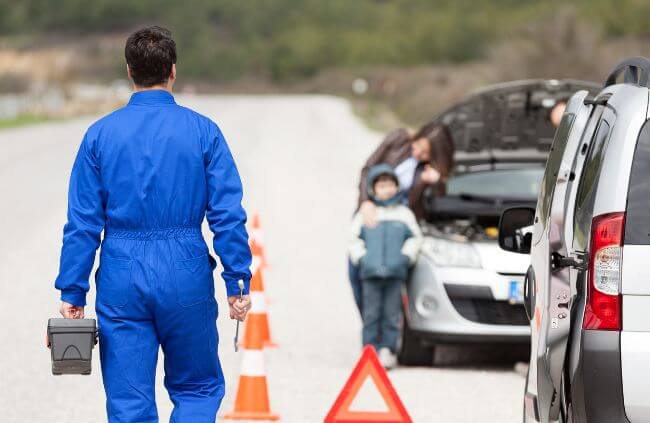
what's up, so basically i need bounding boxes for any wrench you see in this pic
[234,279,244,352]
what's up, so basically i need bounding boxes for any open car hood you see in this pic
[424,193,538,220]
[429,79,601,165]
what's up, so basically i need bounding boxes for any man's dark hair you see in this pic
[125,26,177,87]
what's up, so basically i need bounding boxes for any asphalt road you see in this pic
[0,94,526,422]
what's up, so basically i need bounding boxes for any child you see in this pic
[349,164,423,369]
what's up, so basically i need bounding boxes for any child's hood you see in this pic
[366,164,401,206]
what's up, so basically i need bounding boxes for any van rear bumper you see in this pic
[572,330,629,422]
[620,331,650,422]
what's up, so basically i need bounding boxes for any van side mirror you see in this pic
[498,207,536,254]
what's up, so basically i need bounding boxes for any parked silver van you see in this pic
[499,57,650,422]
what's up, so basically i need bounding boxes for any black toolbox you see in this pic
[47,318,98,375]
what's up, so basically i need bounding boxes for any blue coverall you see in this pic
[54,89,252,422]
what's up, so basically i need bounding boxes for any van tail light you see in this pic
[583,212,625,331]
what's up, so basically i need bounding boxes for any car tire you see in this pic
[397,313,435,366]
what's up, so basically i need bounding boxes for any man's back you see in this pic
[56,88,251,304]
[90,90,214,230]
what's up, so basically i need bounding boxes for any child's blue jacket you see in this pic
[349,164,423,281]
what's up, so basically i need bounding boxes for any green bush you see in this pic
[0,0,646,82]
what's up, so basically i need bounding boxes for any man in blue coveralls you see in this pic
[53,26,252,422]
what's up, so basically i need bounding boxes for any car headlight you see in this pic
[422,237,482,268]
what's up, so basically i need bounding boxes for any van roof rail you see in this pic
[605,57,650,88]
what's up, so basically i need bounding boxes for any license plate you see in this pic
[508,279,524,304]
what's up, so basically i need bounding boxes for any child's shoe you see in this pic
[378,347,397,370]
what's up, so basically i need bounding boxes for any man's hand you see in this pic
[47,301,85,348]
[60,301,85,319]
[421,164,441,185]
[360,200,378,227]
[228,295,251,321]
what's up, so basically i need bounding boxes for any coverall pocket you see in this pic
[97,256,133,307]
[174,254,214,307]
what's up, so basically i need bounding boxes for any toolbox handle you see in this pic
[605,57,650,88]
[61,344,83,360]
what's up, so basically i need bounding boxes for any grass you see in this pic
[349,97,406,133]
[0,114,51,130]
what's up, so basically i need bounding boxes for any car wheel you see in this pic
[397,313,435,366]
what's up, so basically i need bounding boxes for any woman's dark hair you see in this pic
[125,26,177,87]
[412,122,455,181]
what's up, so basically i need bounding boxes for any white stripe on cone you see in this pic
[251,255,262,275]
[250,291,267,313]
[250,228,265,245]
[240,349,266,376]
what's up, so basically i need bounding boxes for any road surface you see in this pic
[0,94,525,422]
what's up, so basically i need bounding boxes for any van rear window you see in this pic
[536,113,575,229]
[625,119,650,244]
[573,120,611,250]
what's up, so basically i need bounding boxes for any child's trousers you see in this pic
[361,278,402,353]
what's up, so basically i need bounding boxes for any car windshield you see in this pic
[446,168,543,199]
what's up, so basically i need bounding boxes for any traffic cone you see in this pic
[223,348,279,421]
[250,256,266,292]
[243,261,277,348]
[249,213,268,269]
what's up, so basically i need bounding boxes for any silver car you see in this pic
[499,57,650,422]
[399,79,600,366]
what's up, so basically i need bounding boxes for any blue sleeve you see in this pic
[205,124,252,296]
[54,133,106,306]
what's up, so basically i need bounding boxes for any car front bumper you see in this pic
[406,253,531,343]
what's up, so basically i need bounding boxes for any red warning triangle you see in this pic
[324,346,412,423]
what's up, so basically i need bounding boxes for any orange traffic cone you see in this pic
[243,260,277,348]
[223,348,279,421]
[250,257,266,292]
[249,213,268,269]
